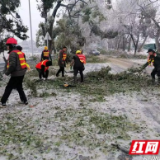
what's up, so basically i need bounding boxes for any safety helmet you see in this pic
[6,38,17,45]
[44,46,48,50]
[76,50,81,54]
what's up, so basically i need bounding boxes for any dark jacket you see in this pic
[41,50,52,61]
[153,56,160,70]
[5,48,27,77]
[58,50,66,67]
[72,55,84,70]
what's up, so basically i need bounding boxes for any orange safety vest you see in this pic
[7,50,27,69]
[43,50,49,57]
[77,54,86,64]
[62,53,67,61]
[36,60,49,71]
[147,55,155,66]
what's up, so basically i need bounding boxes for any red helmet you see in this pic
[6,38,17,45]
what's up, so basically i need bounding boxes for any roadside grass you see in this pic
[86,55,107,63]
[0,103,144,159]
[97,49,147,59]
[0,112,44,159]
[54,107,142,151]
[24,66,154,102]
[0,66,153,159]
[118,54,147,59]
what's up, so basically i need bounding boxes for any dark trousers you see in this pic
[74,68,84,82]
[151,68,160,79]
[37,69,49,79]
[1,76,27,104]
[56,67,64,77]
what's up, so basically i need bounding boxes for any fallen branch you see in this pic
[111,143,129,154]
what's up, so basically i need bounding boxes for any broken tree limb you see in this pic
[111,143,129,154]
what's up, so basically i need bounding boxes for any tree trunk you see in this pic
[52,40,56,54]
[47,1,62,53]
[138,36,148,52]
[116,37,121,50]
[48,19,54,53]
[122,36,126,51]
[130,34,139,56]
[134,34,140,56]
[155,28,160,52]
[128,36,132,52]
[130,34,136,55]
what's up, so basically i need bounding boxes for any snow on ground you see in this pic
[0,59,160,160]
[0,84,160,160]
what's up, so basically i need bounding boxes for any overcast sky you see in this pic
[19,0,43,41]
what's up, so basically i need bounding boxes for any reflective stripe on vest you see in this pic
[36,60,49,71]
[7,50,27,69]
[77,54,86,64]
[62,53,67,61]
[43,51,49,57]
[148,58,154,66]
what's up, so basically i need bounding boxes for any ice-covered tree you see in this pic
[0,0,28,52]
[36,0,88,53]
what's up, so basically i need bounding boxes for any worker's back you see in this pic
[154,56,160,69]
[73,55,84,69]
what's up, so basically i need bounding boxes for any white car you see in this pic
[89,50,100,56]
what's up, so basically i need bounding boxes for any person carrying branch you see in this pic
[70,50,86,83]
[140,48,160,84]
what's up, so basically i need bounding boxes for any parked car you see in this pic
[89,50,100,56]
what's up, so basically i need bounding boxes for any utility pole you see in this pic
[28,0,33,56]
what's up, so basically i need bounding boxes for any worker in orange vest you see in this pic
[41,46,52,61]
[70,50,86,83]
[35,60,52,80]
[16,45,31,70]
[56,46,67,77]
[1,38,28,107]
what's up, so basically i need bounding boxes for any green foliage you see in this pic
[24,77,37,97]
[37,0,56,18]
[79,66,151,95]
[82,7,92,23]
[0,0,20,14]
[89,114,139,135]
[55,17,85,52]
[0,113,43,158]
[85,55,106,63]
[84,7,92,15]
[55,107,141,148]
[66,53,74,63]
[0,0,28,52]
[36,22,45,47]
[91,7,106,22]
[82,5,105,24]
[90,24,118,39]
